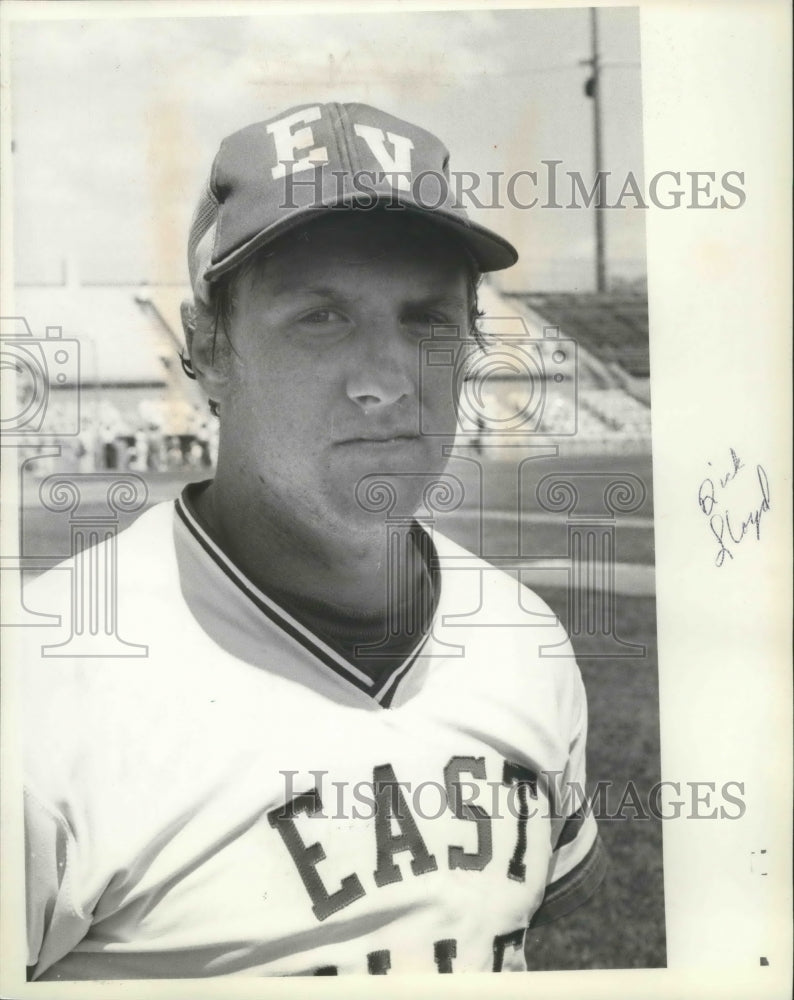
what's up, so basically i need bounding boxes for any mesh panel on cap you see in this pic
[187,183,218,293]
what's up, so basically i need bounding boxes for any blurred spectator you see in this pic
[130,429,149,472]
[99,423,119,469]
[147,423,167,471]
[76,422,97,473]
[97,401,124,469]
[194,412,212,468]
[167,436,184,469]
[208,419,220,467]
[187,438,205,468]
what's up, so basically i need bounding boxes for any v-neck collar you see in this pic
[174,490,438,708]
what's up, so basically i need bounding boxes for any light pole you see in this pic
[584,7,607,293]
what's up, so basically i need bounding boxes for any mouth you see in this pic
[336,433,420,446]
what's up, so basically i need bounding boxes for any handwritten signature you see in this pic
[698,448,771,567]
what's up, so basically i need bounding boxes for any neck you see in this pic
[191,477,416,615]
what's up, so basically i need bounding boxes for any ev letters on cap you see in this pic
[352,125,414,191]
[267,107,328,179]
[266,105,415,189]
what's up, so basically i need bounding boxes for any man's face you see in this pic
[213,212,469,536]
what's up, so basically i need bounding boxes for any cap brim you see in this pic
[203,192,518,284]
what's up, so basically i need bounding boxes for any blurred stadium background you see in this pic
[12,264,651,477]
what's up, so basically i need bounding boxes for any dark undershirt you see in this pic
[181,482,439,685]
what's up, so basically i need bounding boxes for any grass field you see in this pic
[14,449,664,969]
[526,595,665,969]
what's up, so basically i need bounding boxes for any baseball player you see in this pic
[22,102,605,979]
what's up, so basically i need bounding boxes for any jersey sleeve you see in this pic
[25,789,92,979]
[530,665,607,927]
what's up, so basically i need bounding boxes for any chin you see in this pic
[324,470,438,527]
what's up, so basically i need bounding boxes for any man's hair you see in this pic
[181,211,484,417]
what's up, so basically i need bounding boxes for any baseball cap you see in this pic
[188,102,518,303]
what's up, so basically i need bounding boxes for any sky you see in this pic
[9,6,645,291]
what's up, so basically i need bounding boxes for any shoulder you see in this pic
[23,500,177,610]
[430,527,583,713]
[432,528,567,625]
[16,501,206,809]
[18,500,181,733]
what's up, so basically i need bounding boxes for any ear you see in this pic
[180,298,232,402]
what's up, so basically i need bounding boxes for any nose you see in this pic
[345,326,415,413]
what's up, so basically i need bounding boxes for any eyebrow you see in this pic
[405,295,467,310]
[266,284,340,299]
[267,285,466,310]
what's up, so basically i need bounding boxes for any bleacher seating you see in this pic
[508,292,650,377]
[578,388,652,438]
[462,379,650,444]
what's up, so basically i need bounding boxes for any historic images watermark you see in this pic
[352,316,649,661]
[278,769,746,823]
[0,316,149,650]
[3,306,653,670]
[0,317,81,437]
[279,163,747,212]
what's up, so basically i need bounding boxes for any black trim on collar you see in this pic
[174,493,435,707]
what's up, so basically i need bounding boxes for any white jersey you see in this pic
[21,497,605,979]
